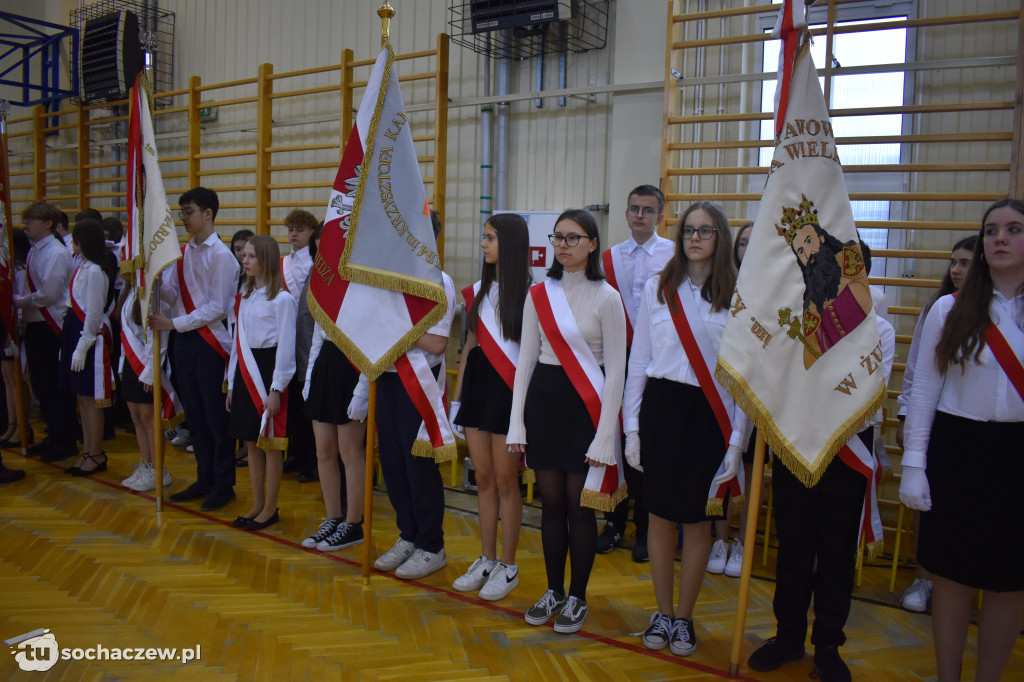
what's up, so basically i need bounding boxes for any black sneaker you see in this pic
[813,645,851,682]
[595,524,623,554]
[301,518,342,549]
[317,522,363,551]
[748,636,805,672]
[632,533,649,562]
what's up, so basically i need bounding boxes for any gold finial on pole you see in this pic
[378,1,395,47]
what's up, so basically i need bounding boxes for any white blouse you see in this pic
[903,292,1024,468]
[227,286,297,393]
[506,269,627,465]
[69,260,109,349]
[622,276,749,448]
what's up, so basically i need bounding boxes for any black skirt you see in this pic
[640,378,726,524]
[57,311,109,401]
[918,411,1024,591]
[524,363,594,475]
[229,347,278,442]
[120,361,151,405]
[305,340,360,425]
[455,346,513,435]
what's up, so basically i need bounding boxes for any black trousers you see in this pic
[173,330,234,492]
[771,430,868,648]
[25,321,76,445]
[376,370,445,554]
[286,376,315,471]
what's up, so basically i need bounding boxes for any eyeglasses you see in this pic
[178,207,198,220]
[682,225,717,240]
[548,233,592,247]
[627,205,659,217]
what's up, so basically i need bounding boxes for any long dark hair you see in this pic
[935,199,1024,373]
[468,214,532,343]
[658,201,736,312]
[73,219,116,278]
[546,209,604,281]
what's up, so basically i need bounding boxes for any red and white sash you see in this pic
[26,249,64,337]
[234,294,288,450]
[69,268,114,407]
[836,432,884,557]
[667,284,745,515]
[462,282,518,390]
[120,293,183,428]
[602,249,635,347]
[177,244,232,363]
[281,255,295,293]
[395,349,456,462]
[985,319,1024,403]
[531,278,626,511]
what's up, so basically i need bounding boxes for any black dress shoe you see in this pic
[231,515,256,528]
[0,463,26,483]
[70,452,107,477]
[27,437,52,456]
[813,645,851,682]
[748,636,805,672]
[169,481,210,502]
[41,442,78,462]
[200,488,236,511]
[244,509,279,531]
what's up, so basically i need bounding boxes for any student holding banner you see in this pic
[118,280,180,492]
[622,201,746,656]
[900,198,1024,682]
[59,219,117,475]
[507,208,627,634]
[450,213,532,601]
[151,187,240,511]
[226,236,296,531]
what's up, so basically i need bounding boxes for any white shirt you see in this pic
[622,276,748,447]
[70,260,109,349]
[605,234,675,322]
[903,292,1024,468]
[283,246,313,293]
[227,286,297,393]
[119,288,170,386]
[873,314,896,426]
[401,271,455,370]
[160,231,240,334]
[16,234,72,324]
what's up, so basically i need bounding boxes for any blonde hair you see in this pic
[242,235,284,300]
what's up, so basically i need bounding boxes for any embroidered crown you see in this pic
[775,194,819,245]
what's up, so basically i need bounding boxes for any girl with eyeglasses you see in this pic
[449,213,532,601]
[622,201,747,656]
[507,209,627,633]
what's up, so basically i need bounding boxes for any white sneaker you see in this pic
[374,538,416,571]
[478,562,518,601]
[452,556,495,592]
[707,538,728,574]
[724,540,744,578]
[171,428,191,447]
[901,578,933,613]
[395,548,447,579]
[161,467,173,488]
[121,461,149,489]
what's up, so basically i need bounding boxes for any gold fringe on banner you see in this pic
[580,481,628,513]
[714,357,885,488]
[95,398,112,409]
[258,436,289,452]
[706,493,744,518]
[412,439,457,463]
[120,254,144,275]
[522,467,535,485]
[160,411,184,431]
[864,537,884,560]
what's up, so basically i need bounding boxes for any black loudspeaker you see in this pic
[81,10,144,101]
[470,1,571,34]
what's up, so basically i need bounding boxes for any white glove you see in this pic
[899,465,932,511]
[624,431,642,471]
[5,339,17,358]
[302,380,310,401]
[711,444,745,488]
[347,392,368,422]
[449,401,465,440]
[70,343,90,373]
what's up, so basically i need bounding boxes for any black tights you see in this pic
[536,469,596,600]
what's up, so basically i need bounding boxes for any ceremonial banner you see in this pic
[123,72,180,319]
[309,44,452,460]
[0,115,16,342]
[714,2,885,485]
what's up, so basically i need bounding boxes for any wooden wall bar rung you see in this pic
[268,63,341,80]
[270,85,339,99]
[266,143,338,153]
[199,167,258,176]
[197,77,259,92]
[195,149,257,160]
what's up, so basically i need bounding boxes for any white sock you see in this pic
[501,562,517,576]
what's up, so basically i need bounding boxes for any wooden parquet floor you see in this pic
[1,431,1022,681]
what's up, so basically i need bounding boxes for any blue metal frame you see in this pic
[0,11,79,107]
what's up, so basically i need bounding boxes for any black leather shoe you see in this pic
[41,442,78,462]
[244,509,279,531]
[27,437,52,456]
[0,463,26,483]
[748,636,805,672]
[69,452,107,477]
[595,523,623,554]
[813,645,851,682]
[231,515,256,528]
[169,481,210,502]
[632,533,649,562]
[200,488,236,511]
